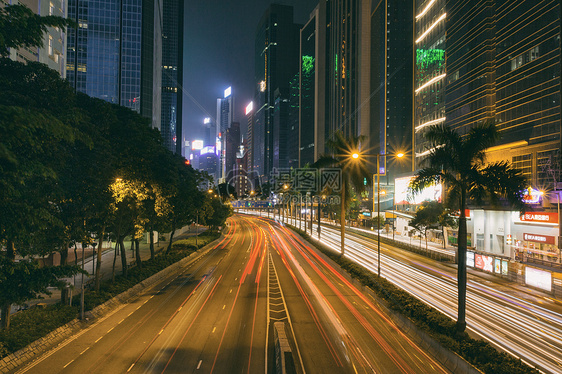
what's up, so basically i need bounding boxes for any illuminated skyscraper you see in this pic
[414,0,447,168]
[370,0,414,183]
[66,0,162,130]
[254,4,300,181]
[216,87,234,182]
[446,0,561,189]
[161,0,184,154]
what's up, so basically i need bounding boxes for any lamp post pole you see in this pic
[318,196,322,239]
[377,155,381,277]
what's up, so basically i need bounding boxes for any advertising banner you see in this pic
[494,258,501,274]
[475,254,493,272]
[502,260,509,275]
[525,267,552,292]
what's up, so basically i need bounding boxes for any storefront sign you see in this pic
[523,187,543,204]
[523,233,555,245]
[467,251,475,267]
[525,267,552,292]
[494,258,501,273]
[518,212,558,224]
[475,254,493,272]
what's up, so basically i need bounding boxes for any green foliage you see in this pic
[172,231,220,251]
[0,2,75,57]
[0,304,78,356]
[290,226,538,374]
[0,258,82,307]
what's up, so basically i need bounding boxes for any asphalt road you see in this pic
[17,215,449,374]
[300,218,562,374]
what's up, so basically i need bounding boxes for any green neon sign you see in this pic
[416,49,445,70]
[302,55,315,75]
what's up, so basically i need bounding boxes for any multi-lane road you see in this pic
[267,213,562,374]
[17,215,449,374]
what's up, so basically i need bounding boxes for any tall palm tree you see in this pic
[410,122,526,333]
[315,131,371,256]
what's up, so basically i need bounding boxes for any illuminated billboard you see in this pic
[201,146,215,155]
[394,176,442,205]
[216,137,221,155]
[525,267,551,292]
[224,86,232,98]
[475,254,493,272]
[192,140,204,150]
[467,251,475,267]
[245,102,254,115]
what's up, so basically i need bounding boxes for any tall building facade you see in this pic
[66,0,162,130]
[324,0,371,147]
[443,0,561,263]
[254,4,300,181]
[370,0,414,186]
[217,88,234,182]
[414,0,447,167]
[8,0,67,77]
[161,0,183,154]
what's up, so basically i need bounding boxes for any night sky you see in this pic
[182,0,319,142]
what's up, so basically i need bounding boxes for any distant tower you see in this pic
[254,4,301,181]
[216,87,234,182]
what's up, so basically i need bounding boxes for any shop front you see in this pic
[512,212,560,264]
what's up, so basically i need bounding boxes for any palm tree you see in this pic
[315,131,371,256]
[410,122,526,333]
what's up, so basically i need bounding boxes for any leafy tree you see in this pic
[315,131,371,256]
[409,201,443,252]
[0,59,85,329]
[206,198,233,231]
[410,123,526,333]
[0,2,74,57]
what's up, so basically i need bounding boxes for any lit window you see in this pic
[510,55,523,71]
[49,2,54,15]
[529,46,539,61]
[48,35,53,55]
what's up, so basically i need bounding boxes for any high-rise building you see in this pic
[413,0,447,168]
[370,0,414,186]
[324,0,371,146]
[225,122,241,179]
[66,0,162,130]
[299,3,327,166]
[443,0,561,263]
[216,87,234,182]
[161,0,184,154]
[254,4,301,181]
[8,0,67,77]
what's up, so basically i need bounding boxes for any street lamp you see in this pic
[374,152,404,277]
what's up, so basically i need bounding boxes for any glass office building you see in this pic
[66,0,161,129]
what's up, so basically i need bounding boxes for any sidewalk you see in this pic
[11,225,208,314]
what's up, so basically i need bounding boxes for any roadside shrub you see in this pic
[0,304,78,356]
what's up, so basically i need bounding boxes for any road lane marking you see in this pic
[127,363,135,372]
[80,347,89,355]
[95,336,102,343]
[212,327,216,333]
[118,319,124,324]
[230,289,232,293]
[63,360,74,368]
[107,327,114,333]
[128,311,134,316]
[197,360,202,369]
[223,305,226,309]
